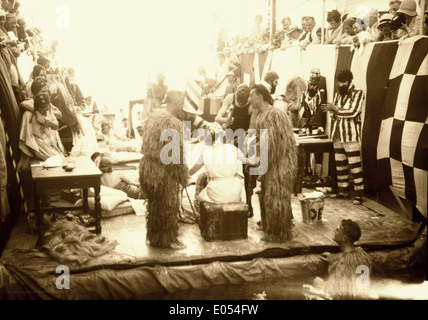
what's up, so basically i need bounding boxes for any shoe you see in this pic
[353,196,363,205]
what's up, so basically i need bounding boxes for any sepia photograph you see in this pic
[0,0,427,305]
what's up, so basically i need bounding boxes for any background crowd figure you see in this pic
[217,0,427,58]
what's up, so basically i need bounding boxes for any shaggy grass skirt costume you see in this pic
[257,108,297,242]
[139,111,189,248]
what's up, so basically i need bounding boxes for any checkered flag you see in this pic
[363,36,428,217]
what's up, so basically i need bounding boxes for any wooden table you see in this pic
[31,157,102,234]
[295,136,337,195]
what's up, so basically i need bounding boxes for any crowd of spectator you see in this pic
[215,0,427,62]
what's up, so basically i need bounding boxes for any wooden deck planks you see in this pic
[1,187,421,268]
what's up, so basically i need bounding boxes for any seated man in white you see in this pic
[189,129,247,212]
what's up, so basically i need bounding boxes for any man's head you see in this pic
[263,71,279,94]
[300,16,308,31]
[336,69,353,95]
[156,73,165,84]
[389,0,402,16]
[99,156,113,174]
[368,8,379,27]
[249,84,271,110]
[255,14,263,25]
[136,125,144,137]
[67,67,75,76]
[308,77,319,97]
[37,56,51,70]
[5,14,16,32]
[227,71,237,84]
[236,84,250,105]
[32,64,46,80]
[310,68,321,79]
[305,17,316,32]
[333,219,362,244]
[281,17,291,30]
[343,18,357,36]
[122,117,128,128]
[85,96,93,105]
[327,10,341,30]
[101,122,111,135]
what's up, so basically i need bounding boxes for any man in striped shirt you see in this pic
[322,69,364,205]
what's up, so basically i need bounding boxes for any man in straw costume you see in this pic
[248,84,297,242]
[139,91,190,249]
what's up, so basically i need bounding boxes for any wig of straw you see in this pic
[139,110,189,248]
[257,107,297,242]
[284,76,307,128]
[37,219,117,265]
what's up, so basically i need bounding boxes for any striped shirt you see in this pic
[331,84,364,143]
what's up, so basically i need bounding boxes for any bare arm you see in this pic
[189,156,204,176]
[117,171,139,186]
[215,94,233,124]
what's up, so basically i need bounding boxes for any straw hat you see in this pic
[286,24,301,34]
[377,13,394,29]
[397,0,418,16]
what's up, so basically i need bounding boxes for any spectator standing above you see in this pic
[213,52,238,97]
[325,10,343,44]
[223,47,239,71]
[144,72,167,113]
[312,27,326,44]
[281,24,303,50]
[334,17,357,44]
[65,67,85,109]
[250,14,268,45]
[223,71,238,98]
[25,64,46,98]
[395,0,421,39]
[366,8,380,41]
[297,16,308,42]
[376,13,397,41]
[300,16,318,49]
[270,16,292,49]
[389,0,402,16]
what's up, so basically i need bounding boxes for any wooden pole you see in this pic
[271,0,277,37]
[321,0,326,44]
[420,0,426,36]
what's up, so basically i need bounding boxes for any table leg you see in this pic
[34,185,43,235]
[83,188,89,213]
[329,149,338,194]
[94,184,101,234]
